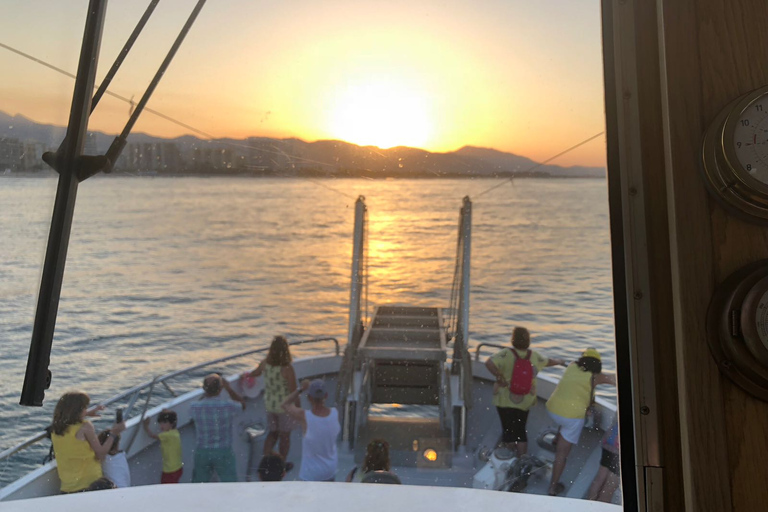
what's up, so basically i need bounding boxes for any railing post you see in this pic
[452,197,472,373]
[347,196,367,351]
[339,196,367,440]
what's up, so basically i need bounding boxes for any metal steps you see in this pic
[357,306,447,405]
[350,306,453,467]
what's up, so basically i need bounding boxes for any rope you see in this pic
[473,131,605,199]
[0,40,357,196]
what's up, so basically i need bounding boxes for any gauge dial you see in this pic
[701,85,768,224]
[732,97,768,184]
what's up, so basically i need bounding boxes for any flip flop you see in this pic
[548,482,565,496]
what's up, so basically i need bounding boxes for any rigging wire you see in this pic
[0,42,217,140]
[473,131,605,199]
[0,40,357,192]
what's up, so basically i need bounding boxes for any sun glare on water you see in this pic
[328,80,433,149]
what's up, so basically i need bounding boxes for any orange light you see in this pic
[423,448,438,462]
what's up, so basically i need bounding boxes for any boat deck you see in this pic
[1,354,619,506]
[125,373,609,500]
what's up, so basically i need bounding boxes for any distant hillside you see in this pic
[454,146,605,178]
[0,111,605,178]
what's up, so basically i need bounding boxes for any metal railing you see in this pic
[473,342,509,361]
[0,336,339,463]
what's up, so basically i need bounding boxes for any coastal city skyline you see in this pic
[0,1,606,167]
[0,110,605,177]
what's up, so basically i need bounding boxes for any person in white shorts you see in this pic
[545,348,616,496]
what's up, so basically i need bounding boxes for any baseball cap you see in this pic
[582,348,601,361]
[307,379,327,399]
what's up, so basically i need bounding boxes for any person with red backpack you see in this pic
[485,327,566,457]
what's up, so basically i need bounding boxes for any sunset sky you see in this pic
[0,0,606,167]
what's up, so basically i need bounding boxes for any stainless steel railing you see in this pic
[0,336,340,463]
[473,342,508,361]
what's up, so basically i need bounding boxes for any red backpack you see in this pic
[509,349,534,395]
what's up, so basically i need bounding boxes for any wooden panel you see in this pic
[656,0,768,510]
[656,0,733,509]
[696,2,768,510]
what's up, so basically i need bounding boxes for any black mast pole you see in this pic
[20,0,108,406]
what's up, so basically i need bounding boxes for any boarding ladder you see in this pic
[337,197,474,469]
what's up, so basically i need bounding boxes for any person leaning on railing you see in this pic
[484,327,566,459]
[50,391,125,493]
[545,348,616,497]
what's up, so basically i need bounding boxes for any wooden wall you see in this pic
[614,0,768,510]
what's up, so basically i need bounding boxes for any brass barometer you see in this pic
[702,85,768,224]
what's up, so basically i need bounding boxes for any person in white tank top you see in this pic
[282,379,340,481]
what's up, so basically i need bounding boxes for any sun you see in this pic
[328,80,433,149]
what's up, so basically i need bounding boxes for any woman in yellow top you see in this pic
[247,335,298,471]
[545,348,616,496]
[485,327,566,458]
[50,391,125,493]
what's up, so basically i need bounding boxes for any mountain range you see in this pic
[0,111,605,178]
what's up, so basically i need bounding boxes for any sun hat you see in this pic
[582,348,601,361]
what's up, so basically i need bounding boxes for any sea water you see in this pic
[0,176,614,485]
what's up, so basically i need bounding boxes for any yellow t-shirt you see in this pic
[546,363,594,419]
[157,429,183,473]
[51,421,103,492]
[491,348,548,410]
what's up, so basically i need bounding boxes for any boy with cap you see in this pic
[282,379,340,481]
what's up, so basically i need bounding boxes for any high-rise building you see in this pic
[22,142,46,171]
[0,137,24,172]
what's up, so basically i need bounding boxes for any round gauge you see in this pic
[732,96,768,184]
[707,261,768,402]
[702,85,768,224]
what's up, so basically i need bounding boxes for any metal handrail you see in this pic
[0,336,340,462]
[473,342,509,361]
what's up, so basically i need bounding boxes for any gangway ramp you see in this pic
[358,306,446,405]
[352,306,453,467]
